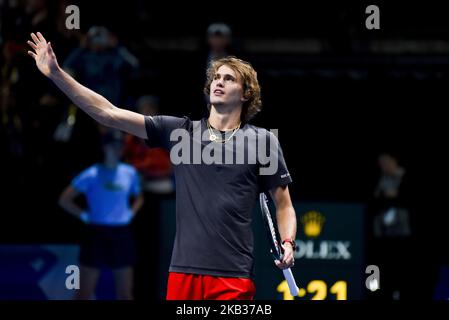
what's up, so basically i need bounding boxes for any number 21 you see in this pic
[277,280,347,300]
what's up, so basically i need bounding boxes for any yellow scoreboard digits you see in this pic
[277,280,295,300]
[330,281,347,300]
[277,280,348,300]
[308,280,327,300]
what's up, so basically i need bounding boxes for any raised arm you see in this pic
[27,32,148,139]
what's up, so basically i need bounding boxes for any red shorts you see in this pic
[166,272,256,300]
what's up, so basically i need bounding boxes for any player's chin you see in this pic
[210,98,225,106]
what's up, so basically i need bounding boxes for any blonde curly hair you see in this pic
[204,56,262,122]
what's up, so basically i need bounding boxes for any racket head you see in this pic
[259,193,282,261]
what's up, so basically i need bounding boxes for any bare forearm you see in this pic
[49,67,116,126]
[277,206,297,241]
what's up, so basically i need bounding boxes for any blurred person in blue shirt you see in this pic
[59,130,143,300]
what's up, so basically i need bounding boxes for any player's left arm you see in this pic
[270,185,297,269]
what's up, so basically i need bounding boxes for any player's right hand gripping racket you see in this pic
[259,192,299,296]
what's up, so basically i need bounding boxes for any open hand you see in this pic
[27,32,60,77]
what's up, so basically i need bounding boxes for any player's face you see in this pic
[209,65,247,107]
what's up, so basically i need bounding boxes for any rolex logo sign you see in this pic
[301,211,325,238]
[293,204,362,262]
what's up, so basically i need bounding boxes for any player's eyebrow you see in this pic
[214,72,236,81]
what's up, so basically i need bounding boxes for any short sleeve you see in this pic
[71,166,95,193]
[144,115,189,150]
[258,131,292,193]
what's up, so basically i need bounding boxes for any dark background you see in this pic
[1,1,448,300]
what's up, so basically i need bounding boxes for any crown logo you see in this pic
[301,211,325,238]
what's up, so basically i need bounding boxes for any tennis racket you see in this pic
[259,192,299,296]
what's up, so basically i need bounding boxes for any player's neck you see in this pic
[208,106,241,131]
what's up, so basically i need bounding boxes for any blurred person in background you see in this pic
[369,151,413,300]
[58,130,144,300]
[63,25,139,106]
[122,95,173,299]
[202,23,240,107]
[58,25,140,173]
[373,152,411,238]
[123,95,173,194]
[205,22,233,67]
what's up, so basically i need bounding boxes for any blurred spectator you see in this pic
[373,152,411,237]
[60,26,140,170]
[123,95,173,194]
[369,152,413,300]
[201,22,238,108]
[63,26,139,105]
[206,22,233,66]
[121,95,173,300]
[58,130,143,300]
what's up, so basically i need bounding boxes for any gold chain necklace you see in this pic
[207,120,241,144]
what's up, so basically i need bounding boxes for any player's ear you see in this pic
[241,95,249,102]
[241,90,250,102]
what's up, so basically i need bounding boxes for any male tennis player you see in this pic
[28,32,297,300]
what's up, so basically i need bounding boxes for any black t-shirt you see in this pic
[145,116,292,278]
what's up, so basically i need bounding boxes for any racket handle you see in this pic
[282,268,299,296]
